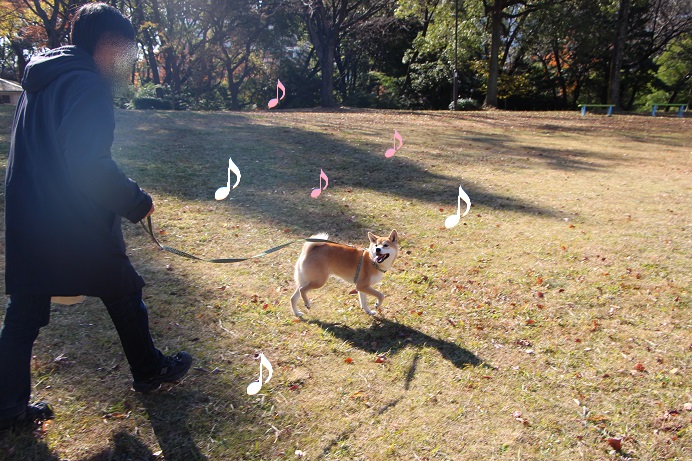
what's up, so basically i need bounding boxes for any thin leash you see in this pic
[139,216,338,264]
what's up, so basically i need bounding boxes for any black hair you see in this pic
[70,3,135,55]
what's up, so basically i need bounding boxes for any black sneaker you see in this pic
[132,351,193,393]
[0,402,55,433]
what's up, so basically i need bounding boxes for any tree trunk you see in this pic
[484,2,502,108]
[319,44,336,107]
[608,0,630,109]
[228,72,241,110]
[552,39,568,105]
[10,41,28,79]
[144,36,161,85]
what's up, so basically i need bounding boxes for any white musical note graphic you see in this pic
[247,353,273,395]
[215,157,241,200]
[444,185,472,228]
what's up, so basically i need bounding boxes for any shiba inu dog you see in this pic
[291,230,399,317]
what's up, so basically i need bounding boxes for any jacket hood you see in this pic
[22,46,99,93]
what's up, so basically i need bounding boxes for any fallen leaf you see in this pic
[606,437,622,451]
[344,357,353,364]
[512,411,530,425]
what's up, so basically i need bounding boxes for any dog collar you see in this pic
[372,261,388,273]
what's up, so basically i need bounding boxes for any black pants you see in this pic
[0,290,163,419]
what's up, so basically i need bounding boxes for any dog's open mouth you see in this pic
[375,253,389,264]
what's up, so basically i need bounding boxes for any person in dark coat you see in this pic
[0,3,192,432]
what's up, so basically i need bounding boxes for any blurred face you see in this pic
[93,36,137,90]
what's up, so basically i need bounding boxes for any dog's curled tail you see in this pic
[303,233,330,249]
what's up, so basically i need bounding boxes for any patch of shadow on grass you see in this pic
[0,432,59,461]
[115,112,562,240]
[517,145,609,171]
[81,430,154,461]
[137,391,208,461]
[308,318,487,371]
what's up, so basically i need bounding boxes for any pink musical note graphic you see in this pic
[268,79,286,109]
[311,169,329,198]
[385,129,403,158]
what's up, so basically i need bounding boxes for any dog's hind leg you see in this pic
[290,288,304,317]
[299,281,324,310]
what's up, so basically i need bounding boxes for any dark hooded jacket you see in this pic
[5,46,152,296]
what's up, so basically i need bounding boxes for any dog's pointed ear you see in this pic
[389,229,398,242]
[368,232,378,244]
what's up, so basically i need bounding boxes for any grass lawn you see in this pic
[0,105,690,460]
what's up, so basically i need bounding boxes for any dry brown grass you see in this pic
[0,106,690,460]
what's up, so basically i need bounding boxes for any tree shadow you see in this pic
[137,390,208,461]
[114,110,565,241]
[308,317,488,371]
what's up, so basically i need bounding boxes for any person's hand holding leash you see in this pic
[145,203,155,218]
